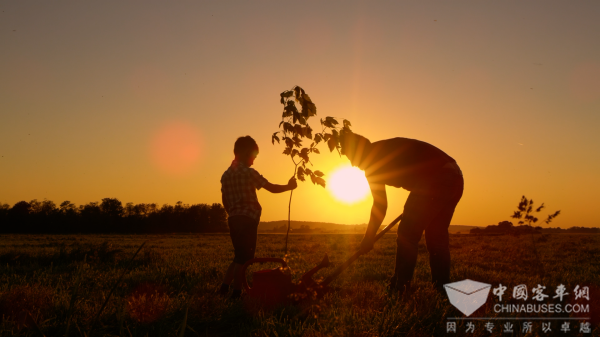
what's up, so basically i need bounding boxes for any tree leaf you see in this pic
[294,124,304,137]
[304,168,313,176]
[294,87,302,101]
[291,149,299,158]
[314,133,322,144]
[292,136,302,147]
[343,119,352,128]
[314,176,326,188]
[279,121,284,128]
[297,166,305,181]
[280,90,294,98]
[297,116,307,125]
[271,134,280,145]
[325,116,338,126]
[306,102,317,117]
[327,138,336,152]
[283,122,294,134]
[314,170,324,177]
[304,125,312,139]
[283,147,292,155]
[284,137,294,148]
[312,148,320,154]
[299,148,310,163]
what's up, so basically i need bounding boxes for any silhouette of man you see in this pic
[340,132,463,294]
[219,136,297,299]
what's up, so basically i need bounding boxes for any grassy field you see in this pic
[0,233,598,336]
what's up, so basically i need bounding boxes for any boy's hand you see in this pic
[288,177,298,190]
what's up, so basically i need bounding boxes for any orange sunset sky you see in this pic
[1,1,599,228]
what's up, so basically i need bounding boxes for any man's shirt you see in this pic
[362,138,456,191]
[220,160,268,221]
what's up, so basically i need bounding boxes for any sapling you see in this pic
[510,195,561,279]
[272,86,352,254]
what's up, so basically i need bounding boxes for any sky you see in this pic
[1,1,599,228]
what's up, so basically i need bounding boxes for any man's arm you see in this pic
[360,182,387,253]
[263,177,297,193]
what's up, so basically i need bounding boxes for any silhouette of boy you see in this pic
[219,136,297,299]
[340,132,463,294]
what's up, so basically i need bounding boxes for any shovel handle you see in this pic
[240,258,288,292]
[321,213,403,287]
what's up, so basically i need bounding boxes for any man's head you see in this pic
[234,136,259,166]
[339,131,371,169]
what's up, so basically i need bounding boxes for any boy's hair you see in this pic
[234,136,259,158]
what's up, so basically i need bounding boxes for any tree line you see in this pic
[0,198,228,234]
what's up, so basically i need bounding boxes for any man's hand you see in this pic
[359,234,375,254]
[287,177,297,190]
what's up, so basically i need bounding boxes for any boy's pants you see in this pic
[228,215,259,264]
[392,163,464,289]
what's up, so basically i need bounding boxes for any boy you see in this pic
[219,136,297,299]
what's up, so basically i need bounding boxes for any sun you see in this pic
[328,165,370,204]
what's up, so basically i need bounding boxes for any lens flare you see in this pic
[328,165,370,204]
[150,121,202,176]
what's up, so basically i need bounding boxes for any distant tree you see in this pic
[79,202,102,233]
[7,201,31,233]
[497,221,513,231]
[0,203,9,222]
[208,203,228,232]
[59,201,78,233]
[100,198,124,232]
[510,196,561,280]
[100,198,124,218]
[0,198,230,234]
[190,204,210,233]
[9,201,30,217]
[469,227,482,234]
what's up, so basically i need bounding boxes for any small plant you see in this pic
[510,196,561,227]
[510,196,561,280]
[272,86,352,253]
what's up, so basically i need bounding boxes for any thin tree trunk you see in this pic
[284,165,297,255]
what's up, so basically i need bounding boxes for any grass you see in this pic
[0,233,598,336]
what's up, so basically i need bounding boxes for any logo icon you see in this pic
[445,279,491,316]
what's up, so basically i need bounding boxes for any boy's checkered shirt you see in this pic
[220,160,269,221]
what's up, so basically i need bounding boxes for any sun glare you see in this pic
[328,165,370,204]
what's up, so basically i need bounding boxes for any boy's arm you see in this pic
[221,195,231,214]
[263,177,297,193]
